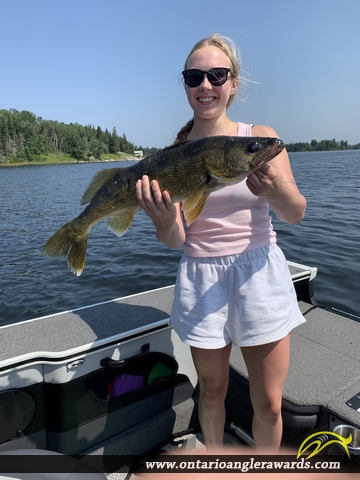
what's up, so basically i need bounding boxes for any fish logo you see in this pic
[297,430,353,459]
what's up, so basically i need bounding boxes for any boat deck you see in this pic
[0,261,359,477]
[2,264,359,426]
[0,286,175,369]
[229,301,360,429]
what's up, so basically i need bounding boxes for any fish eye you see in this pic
[247,141,260,153]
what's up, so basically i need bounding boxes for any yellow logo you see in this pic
[297,430,353,459]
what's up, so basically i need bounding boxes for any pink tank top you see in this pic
[182,122,277,257]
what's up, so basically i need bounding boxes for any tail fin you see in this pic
[41,222,88,276]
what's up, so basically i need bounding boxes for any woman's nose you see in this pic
[199,72,212,89]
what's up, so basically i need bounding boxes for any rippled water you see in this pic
[0,150,359,326]
[273,150,360,318]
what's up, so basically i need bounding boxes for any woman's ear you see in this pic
[231,77,239,95]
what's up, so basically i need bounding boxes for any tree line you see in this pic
[0,109,159,164]
[1,109,358,164]
[285,138,359,152]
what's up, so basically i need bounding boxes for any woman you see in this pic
[136,34,306,451]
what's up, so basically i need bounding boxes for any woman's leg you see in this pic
[190,343,232,446]
[241,334,290,451]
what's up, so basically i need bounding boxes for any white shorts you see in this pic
[170,243,305,349]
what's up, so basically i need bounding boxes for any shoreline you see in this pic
[0,156,139,168]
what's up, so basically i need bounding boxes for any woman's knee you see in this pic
[252,395,282,424]
[191,344,232,403]
[198,375,229,404]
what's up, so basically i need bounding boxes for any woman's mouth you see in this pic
[198,96,216,104]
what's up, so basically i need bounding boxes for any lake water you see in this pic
[0,150,359,327]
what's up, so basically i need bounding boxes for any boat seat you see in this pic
[0,449,106,479]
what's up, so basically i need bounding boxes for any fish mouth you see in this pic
[261,137,284,157]
[273,137,285,154]
[250,137,284,170]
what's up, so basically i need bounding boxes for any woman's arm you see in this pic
[248,125,306,224]
[136,175,186,248]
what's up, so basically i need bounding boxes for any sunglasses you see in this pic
[182,68,231,88]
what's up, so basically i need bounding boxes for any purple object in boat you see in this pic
[112,373,144,397]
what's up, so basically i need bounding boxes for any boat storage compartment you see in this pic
[0,366,47,451]
[44,335,195,455]
[0,286,197,456]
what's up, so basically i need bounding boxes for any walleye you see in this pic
[41,136,284,275]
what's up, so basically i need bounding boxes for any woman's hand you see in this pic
[136,175,177,229]
[246,163,284,199]
[249,125,307,224]
[136,175,186,248]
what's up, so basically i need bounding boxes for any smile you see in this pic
[198,97,216,103]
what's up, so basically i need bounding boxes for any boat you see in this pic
[0,261,359,478]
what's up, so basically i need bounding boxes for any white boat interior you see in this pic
[0,261,359,478]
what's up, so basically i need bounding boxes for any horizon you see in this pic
[3,107,358,151]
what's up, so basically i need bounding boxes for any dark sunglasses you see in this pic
[182,68,231,88]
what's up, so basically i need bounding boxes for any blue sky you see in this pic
[1,0,359,148]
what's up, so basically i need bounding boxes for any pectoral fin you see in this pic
[107,211,136,236]
[183,194,209,226]
[182,183,209,226]
[182,182,207,212]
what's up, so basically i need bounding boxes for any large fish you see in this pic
[41,135,284,275]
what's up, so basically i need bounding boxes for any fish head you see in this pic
[204,136,284,186]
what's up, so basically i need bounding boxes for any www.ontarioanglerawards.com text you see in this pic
[140,455,344,473]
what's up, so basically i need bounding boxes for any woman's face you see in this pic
[184,45,238,120]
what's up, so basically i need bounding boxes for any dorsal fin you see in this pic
[81,168,124,205]
[147,141,192,156]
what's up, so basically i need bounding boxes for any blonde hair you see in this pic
[174,34,242,145]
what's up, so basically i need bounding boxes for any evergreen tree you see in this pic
[109,127,120,154]
[0,117,9,152]
[96,126,103,141]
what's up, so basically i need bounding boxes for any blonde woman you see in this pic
[136,34,306,451]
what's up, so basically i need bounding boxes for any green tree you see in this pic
[109,127,120,154]
[89,138,108,158]
[120,133,134,154]
[0,117,9,153]
[339,140,348,150]
[25,134,45,157]
[0,107,159,163]
[96,126,103,142]
[70,137,90,160]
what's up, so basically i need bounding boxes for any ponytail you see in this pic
[173,118,194,145]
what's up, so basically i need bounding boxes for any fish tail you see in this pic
[67,237,88,276]
[41,221,88,276]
